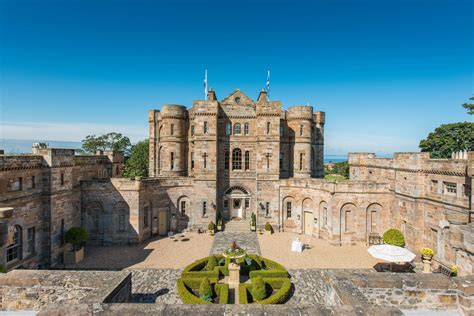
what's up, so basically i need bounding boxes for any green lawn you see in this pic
[324,174,347,181]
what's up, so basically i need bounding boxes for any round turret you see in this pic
[158,104,188,176]
[287,106,313,178]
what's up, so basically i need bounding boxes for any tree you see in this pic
[123,139,149,177]
[419,122,474,158]
[462,96,474,115]
[80,132,131,155]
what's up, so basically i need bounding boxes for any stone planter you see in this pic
[265,230,272,235]
[63,247,84,264]
[209,229,215,236]
[422,255,433,273]
[251,225,256,232]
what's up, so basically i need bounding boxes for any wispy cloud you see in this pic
[0,121,148,143]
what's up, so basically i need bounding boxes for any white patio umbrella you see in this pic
[368,244,416,271]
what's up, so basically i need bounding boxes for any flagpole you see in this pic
[204,69,208,100]
[266,68,271,100]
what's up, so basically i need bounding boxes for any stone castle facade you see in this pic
[0,89,472,276]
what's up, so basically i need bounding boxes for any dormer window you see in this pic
[233,123,241,135]
[234,97,241,104]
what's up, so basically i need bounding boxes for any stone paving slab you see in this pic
[210,232,261,255]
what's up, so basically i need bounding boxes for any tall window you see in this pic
[280,126,284,137]
[279,152,284,170]
[118,209,126,232]
[191,152,195,170]
[244,151,250,170]
[7,225,22,262]
[203,121,209,134]
[224,151,230,170]
[286,202,292,218]
[31,176,36,189]
[60,173,64,186]
[202,201,207,216]
[170,124,174,135]
[27,227,35,254]
[144,206,149,227]
[265,202,270,217]
[226,123,231,136]
[191,125,195,136]
[323,207,328,226]
[203,153,208,169]
[244,123,249,135]
[171,152,175,170]
[12,177,22,191]
[370,211,377,232]
[232,148,242,170]
[300,125,304,136]
[344,210,351,232]
[60,219,65,245]
[266,122,271,134]
[233,123,241,135]
[180,201,186,214]
[299,153,304,170]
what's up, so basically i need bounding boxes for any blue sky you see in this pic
[0,0,472,154]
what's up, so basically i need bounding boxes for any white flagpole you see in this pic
[204,69,208,100]
[266,68,270,99]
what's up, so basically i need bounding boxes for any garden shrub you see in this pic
[208,221,216,231]
[252,276,267,301]
[65,227,88,250]
[0,265,6,273]
[264,222,272,231]
[421,247,434,257]
[214,283,229,304]
[205,256,217,271]
[258,278,292,304]
[176,279,212,304]
[199,278,213,301]
[383,228,405,247]
[238,284,250,304]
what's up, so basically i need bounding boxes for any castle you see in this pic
[0,89,472,276]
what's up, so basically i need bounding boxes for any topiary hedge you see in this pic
[383,228,405,247]
[251,276,267,301]
[178,254,290,305]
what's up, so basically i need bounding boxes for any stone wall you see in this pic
[349,152,473,276]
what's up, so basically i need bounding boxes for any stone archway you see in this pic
[224,186,251,220]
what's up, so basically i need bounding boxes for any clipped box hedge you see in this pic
[177,278,228,304]
[238,278,291,304]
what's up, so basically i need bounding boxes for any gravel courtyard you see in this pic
[65,232,214,270]
[66,231,378,271]
[259,232,380,269]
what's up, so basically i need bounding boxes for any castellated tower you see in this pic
[313,111,325,178]
[287,106,314,178]
[149,104,188,177]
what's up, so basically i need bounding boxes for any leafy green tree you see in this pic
[123,140,149,177]
[80,132,131,155]
[462,96,474,115]
[324,161,349,179]
[419,122,474,158]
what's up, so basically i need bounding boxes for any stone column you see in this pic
[228,262,241,285]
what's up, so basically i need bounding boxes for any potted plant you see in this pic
[264,222,272,235]
[250,212,256,232]
[63,227,87,264]
[421,247,434,273]
[208,221,216,236]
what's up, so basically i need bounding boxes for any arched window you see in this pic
[7,225,22,262]
[245,151,250,170]
[279,152,284,170]
[299,153,304,170]
[171,152,175,170]
[233,123,241,135]
[244,123,249,135]
[226,123,231,136]
[232,148,242,170]
[224,151,230,170]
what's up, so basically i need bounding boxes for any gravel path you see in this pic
[258,232,380,269]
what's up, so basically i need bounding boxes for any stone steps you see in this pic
[224,220,251,232]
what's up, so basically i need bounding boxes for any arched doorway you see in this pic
[224,186,250,220]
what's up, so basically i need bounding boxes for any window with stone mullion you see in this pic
[232,148,242,170]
